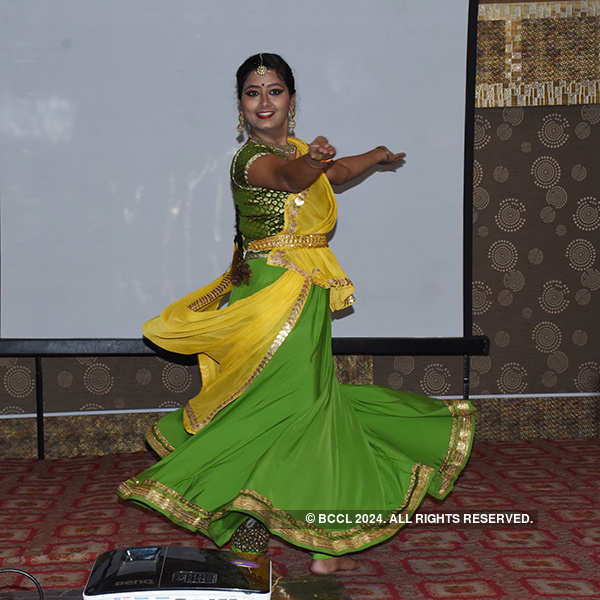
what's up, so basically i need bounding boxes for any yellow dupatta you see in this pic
[142,137,354,434]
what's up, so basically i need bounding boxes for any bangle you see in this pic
[303,154,330,169]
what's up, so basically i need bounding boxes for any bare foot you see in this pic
[310,556,359,575]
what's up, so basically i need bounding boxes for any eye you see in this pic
[245,90,259,97]
[270,88,284,95]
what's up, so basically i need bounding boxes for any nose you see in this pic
[258,90,272,107]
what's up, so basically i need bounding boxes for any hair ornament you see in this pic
[256,53,268,76]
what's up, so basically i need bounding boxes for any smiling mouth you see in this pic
[257,111,275,119]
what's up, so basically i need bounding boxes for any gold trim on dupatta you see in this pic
[183,277,312,432]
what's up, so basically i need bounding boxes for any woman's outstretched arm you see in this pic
[326,146,406,186]
[247,136,336,193]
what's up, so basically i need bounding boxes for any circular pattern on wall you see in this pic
[0,406,25,415]
[473,160,483,187]
[161,363,192,393]
[575,288,592,305]
[387,372,404,389]
[538,280,570,314]
[532,321,562,353]
[4,366,34,398]
[474,116,492,150]
[495,330,510,347]
[472,281,493,315]
[547,351,569,374]
[546,186,568,209]
[472,323,484,336]
[497,123,512,141]
[575,121,591,140]
[504,270,525,292]
[537,113,569,148]
[572,329,588,346]
[497,362,527,394]
[159,400,183,409]
[488,240,518,272]
[521,141,532,153]
[540,206,556,223]
[473,186,490,210]
[83,363,114,395]
[541,371,558,388]
[497,289,514,306]
[581,268,600,291]
[57,370,73,388]
[555,224,567,237]
[495,198,526,232]
[136,368,152,385]
[574,362,600,393]
[76,357,98,366]
[581,105,600,124]
[522,307,533,319]
[565,239,596,271]
[528,248,544,265]
[420,363,451,395]
[471,356,492,374]
[493,165,509,183]
[503,107,524,126]
[531,156,561,189]
[573,197,600,231]
[81,402,105,411]
[393,356,415,375]
[571,164,587,182]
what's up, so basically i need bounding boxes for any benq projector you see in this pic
[83,546,271,600]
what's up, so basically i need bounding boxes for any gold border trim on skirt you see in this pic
[118,463,434,554]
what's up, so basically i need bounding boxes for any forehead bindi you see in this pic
[243,70,286,91]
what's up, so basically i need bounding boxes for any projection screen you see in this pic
[0,0,468,339]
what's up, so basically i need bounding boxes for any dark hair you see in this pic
[231,53,295,286]
[236,53,296,100]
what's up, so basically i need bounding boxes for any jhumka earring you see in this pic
[288,106,296,135]
[237,112,245,132]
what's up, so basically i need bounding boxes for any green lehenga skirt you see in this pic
[118,258,476,555]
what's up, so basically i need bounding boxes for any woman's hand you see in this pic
[309,136,336,161]
[375,146,406,164]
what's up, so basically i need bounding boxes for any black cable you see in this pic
[0,568,44,600]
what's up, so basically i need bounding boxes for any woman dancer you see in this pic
[118,53,475,574]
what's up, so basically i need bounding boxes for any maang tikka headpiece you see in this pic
[256,53,267,76]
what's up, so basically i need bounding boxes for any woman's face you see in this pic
[240,69,294,140]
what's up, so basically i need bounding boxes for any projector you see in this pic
[83,546,271,600]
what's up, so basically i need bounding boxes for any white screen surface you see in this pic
[1,0,467,339]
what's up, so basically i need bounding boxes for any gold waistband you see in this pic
[247,233,328,252]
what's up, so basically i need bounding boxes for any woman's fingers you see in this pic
[312,135,329,146]
[309,137,336,160]
[376,147,406,164]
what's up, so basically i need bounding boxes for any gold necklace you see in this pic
[249,136,296,158]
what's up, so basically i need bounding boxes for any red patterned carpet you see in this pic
[1,440,599,599]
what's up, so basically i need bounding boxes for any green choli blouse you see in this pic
[230,141,290,247]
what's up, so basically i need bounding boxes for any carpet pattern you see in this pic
[1,440,599,599]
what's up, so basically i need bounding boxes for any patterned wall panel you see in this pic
[477,1,600,107]
[41,356,199,413]
[0,358,35,416]
[472,105,599,396]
